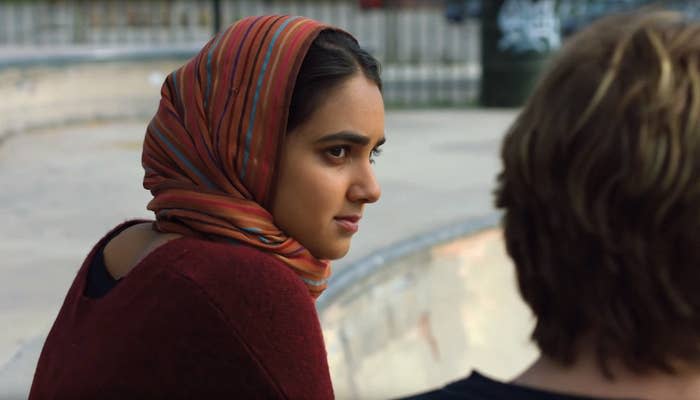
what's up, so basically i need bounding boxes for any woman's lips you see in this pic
[334,215,361,233]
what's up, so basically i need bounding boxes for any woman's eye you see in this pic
[370,148,382,164]
[327,146,347,158]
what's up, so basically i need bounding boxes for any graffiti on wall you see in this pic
[497,0,561,53]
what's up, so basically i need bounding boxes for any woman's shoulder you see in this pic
[150,236,332,399]
[147,236,322,340]
[160,236,312,304]
[79,224,331,398]
[94,220,314,317]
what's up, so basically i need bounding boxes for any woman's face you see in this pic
[272,73,385,260]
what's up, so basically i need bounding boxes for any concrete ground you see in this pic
[0,108,519,398]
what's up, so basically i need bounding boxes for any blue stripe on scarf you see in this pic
[204,33,224,109]
[151,124,215,189]
[240,16,300,179]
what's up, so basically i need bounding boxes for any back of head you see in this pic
[496,11,700,375]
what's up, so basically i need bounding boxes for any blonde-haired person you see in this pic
[30,15,384,399]
[404,10,700,400]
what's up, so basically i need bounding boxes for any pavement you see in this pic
[0,108,523,398]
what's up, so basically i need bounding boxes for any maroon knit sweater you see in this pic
[29,221,334,399]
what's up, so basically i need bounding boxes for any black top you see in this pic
[400,371,637,400]
[84,230,121,298]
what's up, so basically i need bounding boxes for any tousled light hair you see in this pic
[496,11,700,376]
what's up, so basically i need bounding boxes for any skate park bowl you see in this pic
[317,218,538,399]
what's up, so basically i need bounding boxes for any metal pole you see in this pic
[212,0,222,35]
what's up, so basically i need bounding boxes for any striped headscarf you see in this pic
[142,15,334,298]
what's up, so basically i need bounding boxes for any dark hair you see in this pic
[286,29,382,133]
[495,11,700,377]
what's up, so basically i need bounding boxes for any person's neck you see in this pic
[512,353,700,400]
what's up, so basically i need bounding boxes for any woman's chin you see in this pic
[312,243,351,261]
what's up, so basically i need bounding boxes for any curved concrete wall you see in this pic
[319,227,536,398]
[0,59,185,144]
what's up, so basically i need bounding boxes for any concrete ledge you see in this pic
[0,58,187,145]
[0,46,201,69]
[318,215,536,398]
[317,212,501,311]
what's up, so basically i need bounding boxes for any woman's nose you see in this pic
[347,163,381,204]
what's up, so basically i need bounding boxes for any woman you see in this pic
[29,15,384,399]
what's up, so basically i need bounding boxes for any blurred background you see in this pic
[1,1,697,399]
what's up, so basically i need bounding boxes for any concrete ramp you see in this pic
[320,225,538,399]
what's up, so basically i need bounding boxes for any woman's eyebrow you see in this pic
[315,131,386,146]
